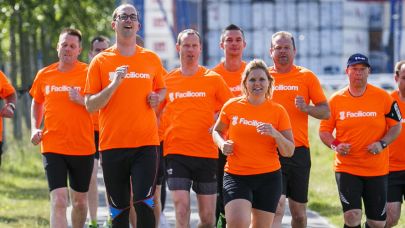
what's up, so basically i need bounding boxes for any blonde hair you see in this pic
[241,59,274,99]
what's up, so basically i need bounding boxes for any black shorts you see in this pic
[165,154,217,194]
[94,131,99,160]
[42,152,94,192]
[223,170,282,213]
[335,172,387,221]
[279,146,311,203]
[101,146,158,212]
[156,141,165,185]
[388,170,405,203]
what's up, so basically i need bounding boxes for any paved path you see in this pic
[68,170,333,227]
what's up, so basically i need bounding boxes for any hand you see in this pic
[334,143,351,156]
[147,91,160,108]
[257,123,278,137]
[31,129,43,145]
[112,65,128,85]
[0,103,15,118]
[68,88,84,105]
[221,140,234,156]
[367,142,382,155]
[295,95,309,113]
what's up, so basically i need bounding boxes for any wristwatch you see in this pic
[379,140,387,149]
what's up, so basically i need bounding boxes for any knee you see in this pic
[291,212,307,224]
[51,193,68,209]
[199,211,215,227]
[344,210,362,226]
[72,197,88,211]
[226,216,250,228]
[386,216,399,228]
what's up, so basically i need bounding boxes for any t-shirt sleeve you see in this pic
[153,64,167,90]
[219,101,232,125]
[0,71,16,99]
[85,58,103,95]
[29,72,44,103]
[308,73,327,104]
[277,105,292,131]
[384,93,401,127]
[216,76,234,106]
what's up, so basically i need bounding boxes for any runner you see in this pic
[269,31,330,228]
[0,70,17,167]
[319,53,402,228]
[87,35,110,228]
[386,60,405,228]
[162,29,233,228]
[213,59,294,227]
[84,4,166,227]
[30,28,95,228]
[211,23,246,228]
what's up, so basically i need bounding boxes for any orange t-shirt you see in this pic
[163,66,233,158]
[211,61,247,96]
[389,91,405,172]
[269,65,327,147]
[85,45,166,151]
[29,62,95,155]
[0,71,16,141]
[220,97,291,175]
[319,84,400,176]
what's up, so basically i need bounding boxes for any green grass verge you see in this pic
[0,129,49,227]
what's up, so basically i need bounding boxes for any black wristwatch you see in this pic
[379,140,388,149]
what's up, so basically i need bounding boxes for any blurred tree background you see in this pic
[0,0,115,139]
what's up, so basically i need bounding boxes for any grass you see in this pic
[0,120,404,227]
[0,124,49,227]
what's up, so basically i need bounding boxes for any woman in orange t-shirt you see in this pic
[319,54,402,228]
[212,59,294,228]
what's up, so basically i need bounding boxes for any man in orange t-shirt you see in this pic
[0,70,16,167]
[30,28,95,228]
[386,60,405,228]
[86,35,110,228]
[162,29,233,228]
[269,31,330,228]
[319,53,402,228]
[84,4,166,227]
[211,24,247,227]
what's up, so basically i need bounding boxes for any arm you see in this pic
[212,119,233,156]
[30,100,44,145]
[295,97,330,120]
[367,123,402,155]
[257,124,295,157]
[85,65,127,112]
[319,131,351,156]
[0,92,17,118]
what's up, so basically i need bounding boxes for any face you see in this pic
[270,36,296,67]
[112,5,140,38]
[57,33,81,64]
[220,30,246,57]
[89,40,109,60]
[395,65,405,94]
[346,63,370,89]
[245,69,270,98]
[176,33,201,66]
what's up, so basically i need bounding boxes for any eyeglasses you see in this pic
[115,14,138,21]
